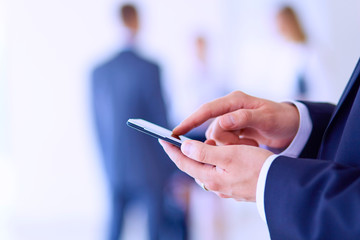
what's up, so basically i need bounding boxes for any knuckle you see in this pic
[258,108,274,131]
[201,102,211,114]
[197,146,208,163]
[230,90,243,98]
[237,110,252,124]
[223,155,232,167]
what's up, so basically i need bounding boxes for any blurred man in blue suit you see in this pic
[91,4,185,240]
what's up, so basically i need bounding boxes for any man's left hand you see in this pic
[159,139,273,202]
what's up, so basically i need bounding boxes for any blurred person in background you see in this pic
[173,35,229,141]
[275,5,331,101]
[165,34,230,237]
[184,35,227,240]
[91,4,185,240]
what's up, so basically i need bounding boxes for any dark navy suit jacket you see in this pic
[265,58,360,239]
[92,49,174,191]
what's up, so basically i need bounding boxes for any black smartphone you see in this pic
[127,118,191,147]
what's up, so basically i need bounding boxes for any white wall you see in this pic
[5,0,119,239]
[326,0,360,98]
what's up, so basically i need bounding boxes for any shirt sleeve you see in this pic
[256,101,313,222]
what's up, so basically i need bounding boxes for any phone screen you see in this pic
[127,118,191,147]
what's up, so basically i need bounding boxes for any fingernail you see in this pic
[181,141,193,156]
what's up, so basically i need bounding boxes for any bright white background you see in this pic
[1,0,360,239]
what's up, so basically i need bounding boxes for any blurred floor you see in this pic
[5,204,148,240]
[188,184,270,240]
[9,218,105,240]
[5,202,269,240]
[6,205,147,240]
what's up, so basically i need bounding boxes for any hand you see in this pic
[173,91,300,149]
[159,139,273,202]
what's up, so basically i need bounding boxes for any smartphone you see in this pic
[127,118,192,147]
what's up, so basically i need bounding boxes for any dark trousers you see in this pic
[108,185,188,240]
[108,186,164,240]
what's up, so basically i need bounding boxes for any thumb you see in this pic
[181,140,226,167]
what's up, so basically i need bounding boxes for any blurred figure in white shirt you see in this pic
[172,35,228,140]
[233,5,331,103]
[275,5,331,101]
[182,35,228,240]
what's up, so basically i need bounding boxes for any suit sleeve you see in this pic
[298,102,336,158]
[91,67,114,161]
[264,103,360,239]
[265,156,360,239]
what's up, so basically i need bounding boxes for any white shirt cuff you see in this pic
[256,101,313,222]
[280,101,313,157]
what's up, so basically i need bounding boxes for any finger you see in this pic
[239,128,272,146]
[205,121,215,139]
[159,139,217,181]
[173,91,255,136]
[180,140,230,168]
[219,108,263,131]
[240,127,266,140]
[237,138,259,147]
[206,118,242,145]
[210,131,259,147]
[209,128,245,146]
[206,119,259,146]
[207,119,244,145]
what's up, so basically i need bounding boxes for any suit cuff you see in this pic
[256,154,278,222]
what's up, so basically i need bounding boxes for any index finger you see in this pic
[173,91,256,136]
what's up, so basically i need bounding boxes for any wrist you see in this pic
[280,102,300,147]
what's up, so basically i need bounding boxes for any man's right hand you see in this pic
[173,91,300,149]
